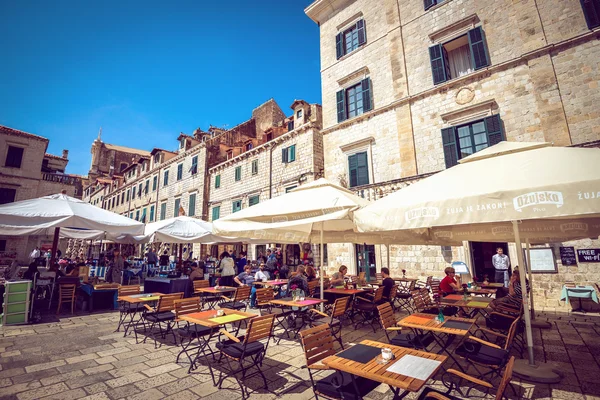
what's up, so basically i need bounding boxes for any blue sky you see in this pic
[0,0,320,175]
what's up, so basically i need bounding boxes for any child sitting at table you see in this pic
[440,266,461,297]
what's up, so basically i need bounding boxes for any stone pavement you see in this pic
[1,307,600,400]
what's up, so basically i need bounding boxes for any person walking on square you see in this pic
[492,247,510,288]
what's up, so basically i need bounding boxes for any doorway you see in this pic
[470,242,508,282]
[355,244,376,282]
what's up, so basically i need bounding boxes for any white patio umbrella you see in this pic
[0,193,145,263]
[355,142,600,382]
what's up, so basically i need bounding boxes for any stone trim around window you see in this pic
[339,136,375,154]
[336,11,363,32]
[428,14,480,44]
[440,99,498,126]
[337,66,369,87]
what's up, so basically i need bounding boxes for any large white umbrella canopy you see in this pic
[354,142,600,379]
[145,216,228,244]
[0,193,145,236]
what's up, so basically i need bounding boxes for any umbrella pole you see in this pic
[511,221,561,383]
[320,221,324,312]
[526,240,535,320]
[50,227,60,265]
[386,244,390,270]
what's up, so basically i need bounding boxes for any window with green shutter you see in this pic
[336,78,372,123]
[251,160,258,175]
[163,170,169,186]
[348,152,369,188]
[135,210,140,221]
[287,121,294,131]
[121,192,125,204]
[126,190,130,201]
[286,186,297,193]
[232,200,242,213]
[424,0,447,10]
[132,187,136,199]
[215,174,221,188]
[190,155,198,175]
[130,212,133,219]
[138,183,142,197]
[174,198,181,217]
[150,205,155,222]
[189,193,196,216]
[282,145,296,164]
[160,203,167,220]
[335,19,367,59]
[212,206,220,221]
[249,195,260,206]
[144,180,149,194]
[441,115,505,168]
[152,176,157,191]
[580,0,600,29]
[141,208,147,223]
[235,166,241,181]
[177,164,183,181]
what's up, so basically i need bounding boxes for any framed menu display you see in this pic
[524,247,558,274]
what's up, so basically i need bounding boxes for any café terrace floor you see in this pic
[1,307,600,400]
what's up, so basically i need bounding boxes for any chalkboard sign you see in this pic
[577,249,600,263]
[560,247,577,266]
[523,247,557,273]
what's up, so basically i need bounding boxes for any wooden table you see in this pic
[398,312,475,372]
[116,292,164,336]
[465,288,497,297]
[440,294,494,321]
[194,286,236,309]
[480,282,504,289]
[270,297,328,342]
[180,309,256,376]
[323,339,446,399]
[254,279,288,287]
[323,288,365,295]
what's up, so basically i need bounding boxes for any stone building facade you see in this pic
[306,0,600,308]
[0,125,83,265]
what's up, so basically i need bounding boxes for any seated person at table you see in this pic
[234,265,255,287]
[330,265,348,287]
[66,264,81,277]
[255,263,270,282]
[491,268,529,311]
[440,266,461,296]
[189,261,204,281]
[380,267,395,298]
[305,265,317,282]
[49,263,65,278]
[288,265,309,295]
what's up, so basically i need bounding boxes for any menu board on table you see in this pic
[524,247,557,273]
[577,249,600,263]
[559,247,577,266]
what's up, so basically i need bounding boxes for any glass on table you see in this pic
[381,348,393,362]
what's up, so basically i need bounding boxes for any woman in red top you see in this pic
[439,267,461,296]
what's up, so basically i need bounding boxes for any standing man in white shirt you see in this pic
[492,247,511,288]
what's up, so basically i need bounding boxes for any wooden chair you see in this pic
[56,284,77,315]
[299,323,380,400]
[136,292,184,348]
[454,316,521,381]
[395,280,416,313]
[116,285,141,333]
[173,297,213,369]
[429,279,441,302]
[419,356,516,400]
[384,284,398,311]
[375,272,383,282]
[309,296,350,349]
[215,314,275,399]
[193,280,210,291]
[412,289,456,316]
[78,266,90,283]
[220,286,251,311]
[255,288,274,315]
[358,271,366,285]
[350,275,358,286]
[307,280,319,297]
[193,280,219,309]
[377,302,434,350]
[354,286,385,332]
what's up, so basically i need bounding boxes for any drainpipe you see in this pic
[269,144,273,199]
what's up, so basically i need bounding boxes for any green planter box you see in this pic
[1,312,28,325]
[5,293,28,303]
[6,302,28,314]
[6,282,31,294]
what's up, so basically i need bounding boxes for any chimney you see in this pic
[62,149,69,159]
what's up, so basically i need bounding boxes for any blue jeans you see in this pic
[250,286,257,307]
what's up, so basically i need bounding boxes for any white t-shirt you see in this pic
[255,270,270,281]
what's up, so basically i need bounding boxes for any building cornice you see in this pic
[304,0,354,24]
[321,29,600,136]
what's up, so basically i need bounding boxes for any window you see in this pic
[215,174,221,189]
[141,208,147,223]
[286,186,297,193]
[189,193,196,216]
[348,152,369,187]
[121,192,125,204]
[130,212,133,219]
[336,19,366,59]
[116,195,120,206]
[429,27,489,85]
[287,121,294,131]
[249,195,260,207]
[581,0,600,29]
[266,133,273,142]
[232,200,242,213]
[251,160,258,175]
[144,180,149,194]
[138,183,142,196]
[245,142,253,151]
[163,170,169,186]
[282,145,296,163]
[0,188,16,204]
[160,203,167,220]
[424,0,446,10]
[235,166,242,181]
[226,150,233,160]
[174,198,181,216]
[442,114,504,168]
[132,187,136,199]
[152,176,157,191]
[212,206,220,221]
[336,78,372,123]
[190,156,198,175]
[5,146,24,168]
[126,190,130,201]
[135,210,140,221]
[0,240,6,252]
[150,205,155,222]
[154,153,160,164]
[177,164,183,181]
[297,109,303,119]
[111,197,115,209]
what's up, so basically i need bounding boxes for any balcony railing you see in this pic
[41,172,78,185]
[351,172,438,201]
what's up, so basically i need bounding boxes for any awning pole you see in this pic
[50,227,60,265]
[512,221,535,365]
[526,240,535,320]
[386,243,390,270]
[320,221,324,312]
